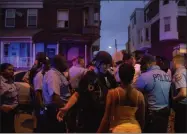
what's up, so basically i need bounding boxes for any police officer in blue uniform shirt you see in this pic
[57,51,117,133]
[136,54,171,133]
[42,55,71,132]
[172,55,187,133]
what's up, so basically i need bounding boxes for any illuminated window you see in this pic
[57,10,69,28]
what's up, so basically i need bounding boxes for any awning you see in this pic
[0,29,41,40]
[33,30,100,44]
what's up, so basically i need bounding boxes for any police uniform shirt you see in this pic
[33,71,43,91]
[0,76,19,106]
[42,68,71,105]
[136,65,171,110]
[173,66,187,104]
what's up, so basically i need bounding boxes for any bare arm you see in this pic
[35,90,43,107]
[63,91,79,110]
[97,91,112,133]
[173,88,187,101]
[136,91,145,130]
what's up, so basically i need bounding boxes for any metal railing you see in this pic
[2,57,33,68]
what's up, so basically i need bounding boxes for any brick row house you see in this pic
[0,0,101,68]
[128,0,187,60]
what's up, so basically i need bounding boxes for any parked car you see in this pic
[14,71,32,113]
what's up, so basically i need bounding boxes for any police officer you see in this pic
[0,63,18,133]
[136,54,171,133]
[57,51,117,133]
[33,57,50,132]
[42,55,71,132]
[172,55,187,133]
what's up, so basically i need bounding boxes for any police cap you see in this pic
[93,51,112,66]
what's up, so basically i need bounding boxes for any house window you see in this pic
[145,28,149,41]
[94,8,100,26]
[145,9,149,22]
[164,17,171,32]
[83,10,88,27]
[27,9,37,27]
[163,0,169,5]
[5,9,16,27]
[177,0,186,6]
[57,10,69,28]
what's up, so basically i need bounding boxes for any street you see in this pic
[15,114,34,133]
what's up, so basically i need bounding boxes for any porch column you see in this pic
[0,41,4,64]
[85,44,87,67]
[56,42,59,55]
[33,43,35,65]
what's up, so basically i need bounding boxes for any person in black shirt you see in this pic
[57,51,117,132]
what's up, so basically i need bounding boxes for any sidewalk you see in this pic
[15,114,35,133]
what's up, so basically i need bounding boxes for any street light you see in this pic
[108,46,112,49]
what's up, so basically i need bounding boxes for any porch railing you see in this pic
[2,57,33,68]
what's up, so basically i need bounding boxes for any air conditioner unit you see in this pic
[16,12,23,17]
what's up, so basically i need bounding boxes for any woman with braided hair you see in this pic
[97,63,145,133]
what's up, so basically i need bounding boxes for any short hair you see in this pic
[173,54,185,64]
[0,63,13,73]
[119,63,135,85]
[123,53,133,62]
[134,50,144,61]
[141,54,156,65]
[77,56,84,64]
[52,55,68,72]
[35,52,46,63]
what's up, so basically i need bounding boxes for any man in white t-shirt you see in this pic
[69,57,87,90]
[123,53,141,86]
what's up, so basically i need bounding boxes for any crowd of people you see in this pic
[0,50,186,133]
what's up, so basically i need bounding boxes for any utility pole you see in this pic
[115,39,117,52]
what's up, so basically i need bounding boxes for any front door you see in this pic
[46,44,57,61]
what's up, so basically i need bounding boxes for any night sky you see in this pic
[100,1,147,55]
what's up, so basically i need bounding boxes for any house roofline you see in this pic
[0,1,43,8]
[130,8,144,20]
[144,0,156,10]
[0,36,32,39]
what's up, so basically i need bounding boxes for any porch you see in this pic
[2,56,33,69]
[0,29,41,69]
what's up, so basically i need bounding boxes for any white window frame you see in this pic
[94,12,100,26]
[57,10,69,28]
[83,10,88,27]
[27,9,38,27]
[164,17,171,32]
[145,9,149,22]
[5,9,16,28]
